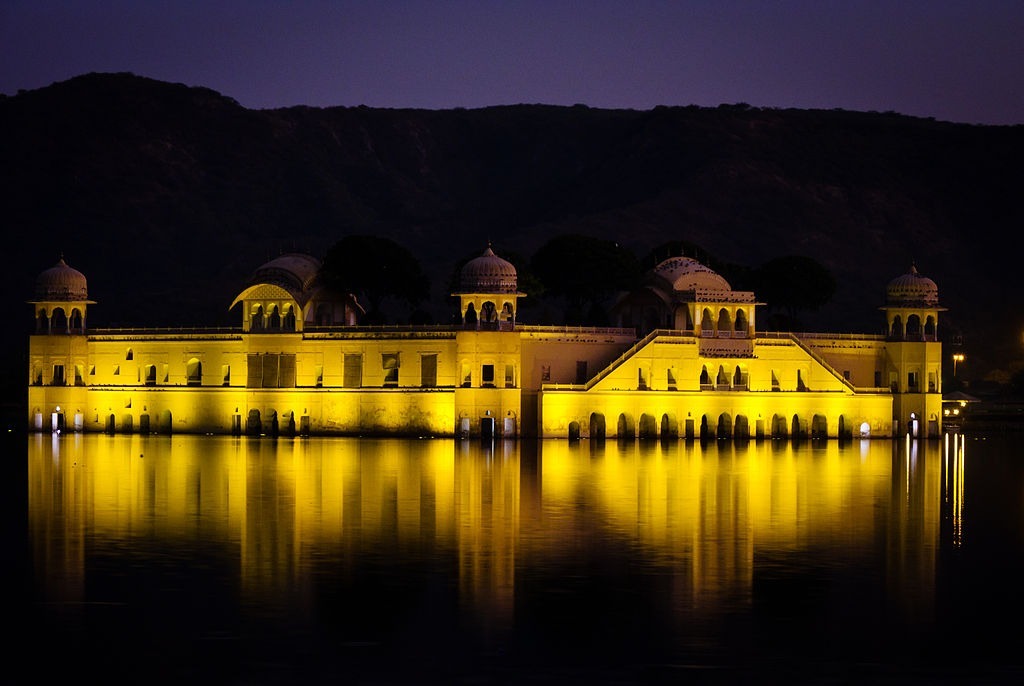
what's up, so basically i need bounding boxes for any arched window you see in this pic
[186,358,203,386]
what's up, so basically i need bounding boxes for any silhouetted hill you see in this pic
[3,71,1023,403]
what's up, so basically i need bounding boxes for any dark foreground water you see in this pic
[7,430,1024,685]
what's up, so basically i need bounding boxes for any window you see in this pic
[874,371,882,387]
[74,364,84,386]
[247,354,296,388]
[146,365,157,386]
[421,354,437,388]
[575,361,588,385]
[187,358,203,386]
[382,353,400,387]
[52,364,65,386]
[541,365,551,382]
[667,368,677,390]
[638,367,647,390]
[344,354,363,388]
[504,364,515,388]
[461,364,472,387]
[222,365,231,386]
[315,365,323,387]
[482,364,495,387]
[113,365,120,376]
[843,370,851,381]
[908,372,918,392]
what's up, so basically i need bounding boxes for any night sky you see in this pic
[2,0,1022,125]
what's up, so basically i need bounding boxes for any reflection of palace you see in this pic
[28,246,944,438]
[27,436,949,631]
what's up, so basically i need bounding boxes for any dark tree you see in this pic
[320,235,429,322]
[753,255,836,329]
[530,234,641,324]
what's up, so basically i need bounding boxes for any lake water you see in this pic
[9,430,1024,684]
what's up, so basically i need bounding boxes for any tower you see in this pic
[27,256,94,431]
[882,263,946,438]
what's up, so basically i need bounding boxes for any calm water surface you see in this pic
[9,431,1024,684]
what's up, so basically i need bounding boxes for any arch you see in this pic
[159,409,173,434]
[718,308,732,333]
[69,308,84,332]
[733,364,747,389]
[638,413,657,440]
[251,304,265,330]
[52,307,68,333]
[480,301,497,323]
[464,302,477,327]
[660,413,678,440]
[568,421,581,441]
[908,412,920,438]
[772,414,788,438]
[246,409,262,436]
[906,314,922,339]
[268,304,282,329]
[268,410,279,437]
[734,415,750,440]
[890,315,903,339]
[924,315,937,339]
[838,416,852,440]
[791,414,805,441]
[700,365,712,387]
[811,414,828,439]
[699,415,712,442]
[282,304,296,331]
[716,365,729,388]
[501,301,514,322]
[144,364,157,386]
[35,308,47,333]
[589,413,606,441]
[734,308,748,335]
[858,421,871,438]
[106,413,116,433]
[700,307,715,335]
[617,413,635,440]
[717,413,732,439]
[139,413,151,434]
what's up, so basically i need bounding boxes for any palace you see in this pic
[28,245,945,440]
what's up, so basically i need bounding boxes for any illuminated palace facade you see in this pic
[28,246,945,440]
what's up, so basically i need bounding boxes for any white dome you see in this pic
[247,253,321,293]
[652,256,731,291]
[458,246,518,294]
[886,264,938,305]
[33,257,88,301]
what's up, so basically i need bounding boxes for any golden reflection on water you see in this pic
[27,433,961,635]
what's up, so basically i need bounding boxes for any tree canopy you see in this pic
[320,235,429,321]
[753,255,836,329]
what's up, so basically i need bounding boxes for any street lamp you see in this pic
[952,352,965,376]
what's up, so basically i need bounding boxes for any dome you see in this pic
[652,255,731,292]
[247,253,322,293]
[886,264,938,305]
[458,246,518,294]
[33,257,88,301]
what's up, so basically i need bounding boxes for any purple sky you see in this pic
[2,1,1022,125]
